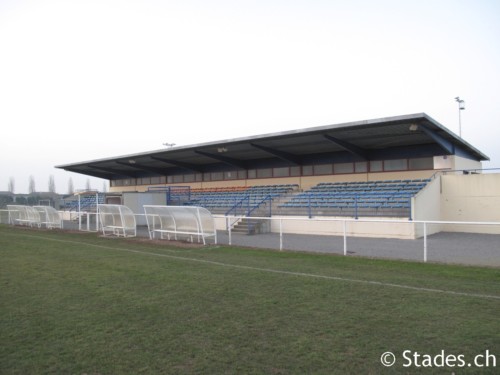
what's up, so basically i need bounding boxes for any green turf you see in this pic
[1,225,499,374]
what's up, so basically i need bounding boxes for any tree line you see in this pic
[7,176,107,195]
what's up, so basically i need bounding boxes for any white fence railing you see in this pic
[2,209,499,267]
[215,215,500,266]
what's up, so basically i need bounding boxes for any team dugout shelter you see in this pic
[58,113,487,192]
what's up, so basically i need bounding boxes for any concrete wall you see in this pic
[440,173,500,234]
[268,216,416,239]
[433,155,452,170]
[452,156,483,171]
[413,176,442,237]
[123,192,166,225]
[412,172,500,235]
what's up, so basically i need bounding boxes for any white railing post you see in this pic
[96,209,99,232]
[228,216,232,246]
[343,220,347,256]
[78,194,81,231]
[95,192,98,232]
[279,218,283,251]
[423,221,427,262]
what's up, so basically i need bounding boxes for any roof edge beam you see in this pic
[88,164,137,178]
[62,168,111,180]
[323,134,368,160]
[249,143,301,165]
[150,156,203,173]
[194,150,246,169]
[116,161,168,175]
[419,126,454,154]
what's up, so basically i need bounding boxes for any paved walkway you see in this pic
[216,231,500,267]
[63,221,500,267]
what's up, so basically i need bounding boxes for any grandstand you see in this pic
[56,113,500,237]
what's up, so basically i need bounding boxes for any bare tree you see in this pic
[29,175,36,194]
[68,178,74,195]
[48,175,56,193]
[8,177,15,193]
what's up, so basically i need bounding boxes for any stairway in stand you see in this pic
[231,218,269,235]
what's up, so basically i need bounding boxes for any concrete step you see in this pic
[232,218,269,235]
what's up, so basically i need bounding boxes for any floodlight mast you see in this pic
[455,96,465,137]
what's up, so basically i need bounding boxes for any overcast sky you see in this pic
[1,0,499,194]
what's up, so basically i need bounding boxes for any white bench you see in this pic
[34,206,62,229]
[143,205,217,245]
[7,205,41,227]
[98,204,137,237]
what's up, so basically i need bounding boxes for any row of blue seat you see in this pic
[186,184,297,210]
[280,179,429,212]
[312,184,426,191]
[65,195,105,210]
[283,202,410,209]
[312,184,425,191]
[301,191,416,197]
[300,196,415,203]
[317,179,430,185]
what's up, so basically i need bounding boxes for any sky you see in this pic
[1,0,500,194]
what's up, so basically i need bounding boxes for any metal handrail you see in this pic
[225,194,274,230]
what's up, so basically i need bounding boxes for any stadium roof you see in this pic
[56,113,489,180]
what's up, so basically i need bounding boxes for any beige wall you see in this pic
[411,172,500,235]
[433,155,452,170]
[266,216,417,239]
[452,156,482,171]
[216,215,418,239]
[114,185,148,193]
[413,176,442,236]
[440,174,500,234]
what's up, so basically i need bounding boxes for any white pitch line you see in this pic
[7,232,500,301]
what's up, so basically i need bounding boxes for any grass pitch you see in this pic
[0,225,499,374]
